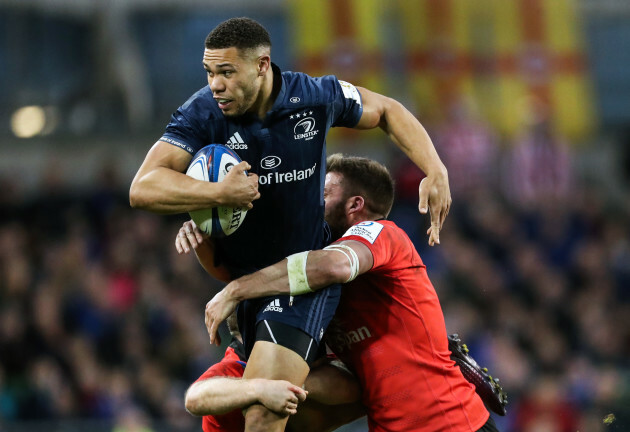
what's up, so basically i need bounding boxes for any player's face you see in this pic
[203,47,262,117]
[324,172,350,240]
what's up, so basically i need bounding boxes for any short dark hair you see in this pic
[326,153,395,218]
[205,17,271,53]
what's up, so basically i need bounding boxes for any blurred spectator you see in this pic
[434,98,499,200]
[501,100,574,210]
[112,406,154,432]
[514,375,579,432]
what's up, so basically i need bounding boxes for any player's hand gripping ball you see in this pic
[186,144,248,237]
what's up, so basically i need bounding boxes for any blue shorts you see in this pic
[237,284,341,361]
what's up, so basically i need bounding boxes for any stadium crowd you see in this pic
[1,115,629,432]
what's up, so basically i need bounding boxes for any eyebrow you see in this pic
[203,62,235,69]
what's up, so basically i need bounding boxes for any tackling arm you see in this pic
[232,240,371,299]
[185,377,306,416]
[355,87,451,245]
[228,240,370,300]
[205,240,372,345]
[129,141,260,213]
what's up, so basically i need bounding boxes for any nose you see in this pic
[209,75,225,93]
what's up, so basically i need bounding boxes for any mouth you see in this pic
[215,98,233,110]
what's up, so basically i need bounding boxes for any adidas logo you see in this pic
[226,132,248,150]
[263,299,283,313]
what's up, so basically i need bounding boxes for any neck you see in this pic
[254,66,275,119]
[347,211,374,227]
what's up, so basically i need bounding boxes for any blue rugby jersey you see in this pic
[161,64,363,277]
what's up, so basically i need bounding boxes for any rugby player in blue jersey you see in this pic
[130,17,451,432]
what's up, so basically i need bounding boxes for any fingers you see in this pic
[233,160,251,173]
[205,302,222,346]
[177,229,197,253]
[208,319,221,346]
[429,209,441,246]
[224,161,260,209]
[184,221,202,247]
[205,302,214,344]
[290,385,308,402]
[419,176,452,246]
[176,220,205,254]
[286,402,298,415]
[210,319,217,345]
[280,396,299,416]
[176,230,191,253]
[192,225,204,243]
[175,235,183,254]
[418,177,429,214]
[248,173,261,204]
[441,198,451,229]
[426,225,439,247]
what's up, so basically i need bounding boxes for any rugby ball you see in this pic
[185,144,248,237]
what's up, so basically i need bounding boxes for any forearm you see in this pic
[130,167,225,214]
[382,100,447,177]
[356,88,447,178]
[227,251,346,302]
[194,239,231,282]
[185,377,263,416]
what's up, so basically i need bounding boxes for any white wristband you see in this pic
[287,251,313,296]
[323,244,360,282]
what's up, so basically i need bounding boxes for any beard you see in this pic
[222,79,260,118]
[325,203,349,242]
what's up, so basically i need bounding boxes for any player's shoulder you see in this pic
[341,220,396,245]
[281,70,349,105]
[164,86,226,151]
[179,85,223,120]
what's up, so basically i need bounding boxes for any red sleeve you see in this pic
[335,221,395,270]
[195,347,245,383]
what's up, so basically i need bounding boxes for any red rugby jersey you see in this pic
[195,347,246,432]
[331,220,488,432]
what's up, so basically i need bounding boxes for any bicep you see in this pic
[134,141,193,179]
[353,86,392,130]
[338,240,373,275]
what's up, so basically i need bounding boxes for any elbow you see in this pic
[184,386,205,417]
[129,181,148,209]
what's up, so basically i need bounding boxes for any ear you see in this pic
[346,196,365,216]
[258,55,271,76]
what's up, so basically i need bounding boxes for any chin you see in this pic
[218,102,243,117]
[220,108,238,117]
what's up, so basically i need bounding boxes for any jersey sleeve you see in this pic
[161,111,205,154]
[318,76,363,128]
[336,221,393,270]
[160,87,225,155]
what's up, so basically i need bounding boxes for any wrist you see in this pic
[247,379,263,403]
[225,281,244,302]
[213,182,227,207]
[424,162,448,179]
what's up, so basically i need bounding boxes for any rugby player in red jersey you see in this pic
[176,223,365,432]
[183,314,365,432]
[203,154,500,432]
